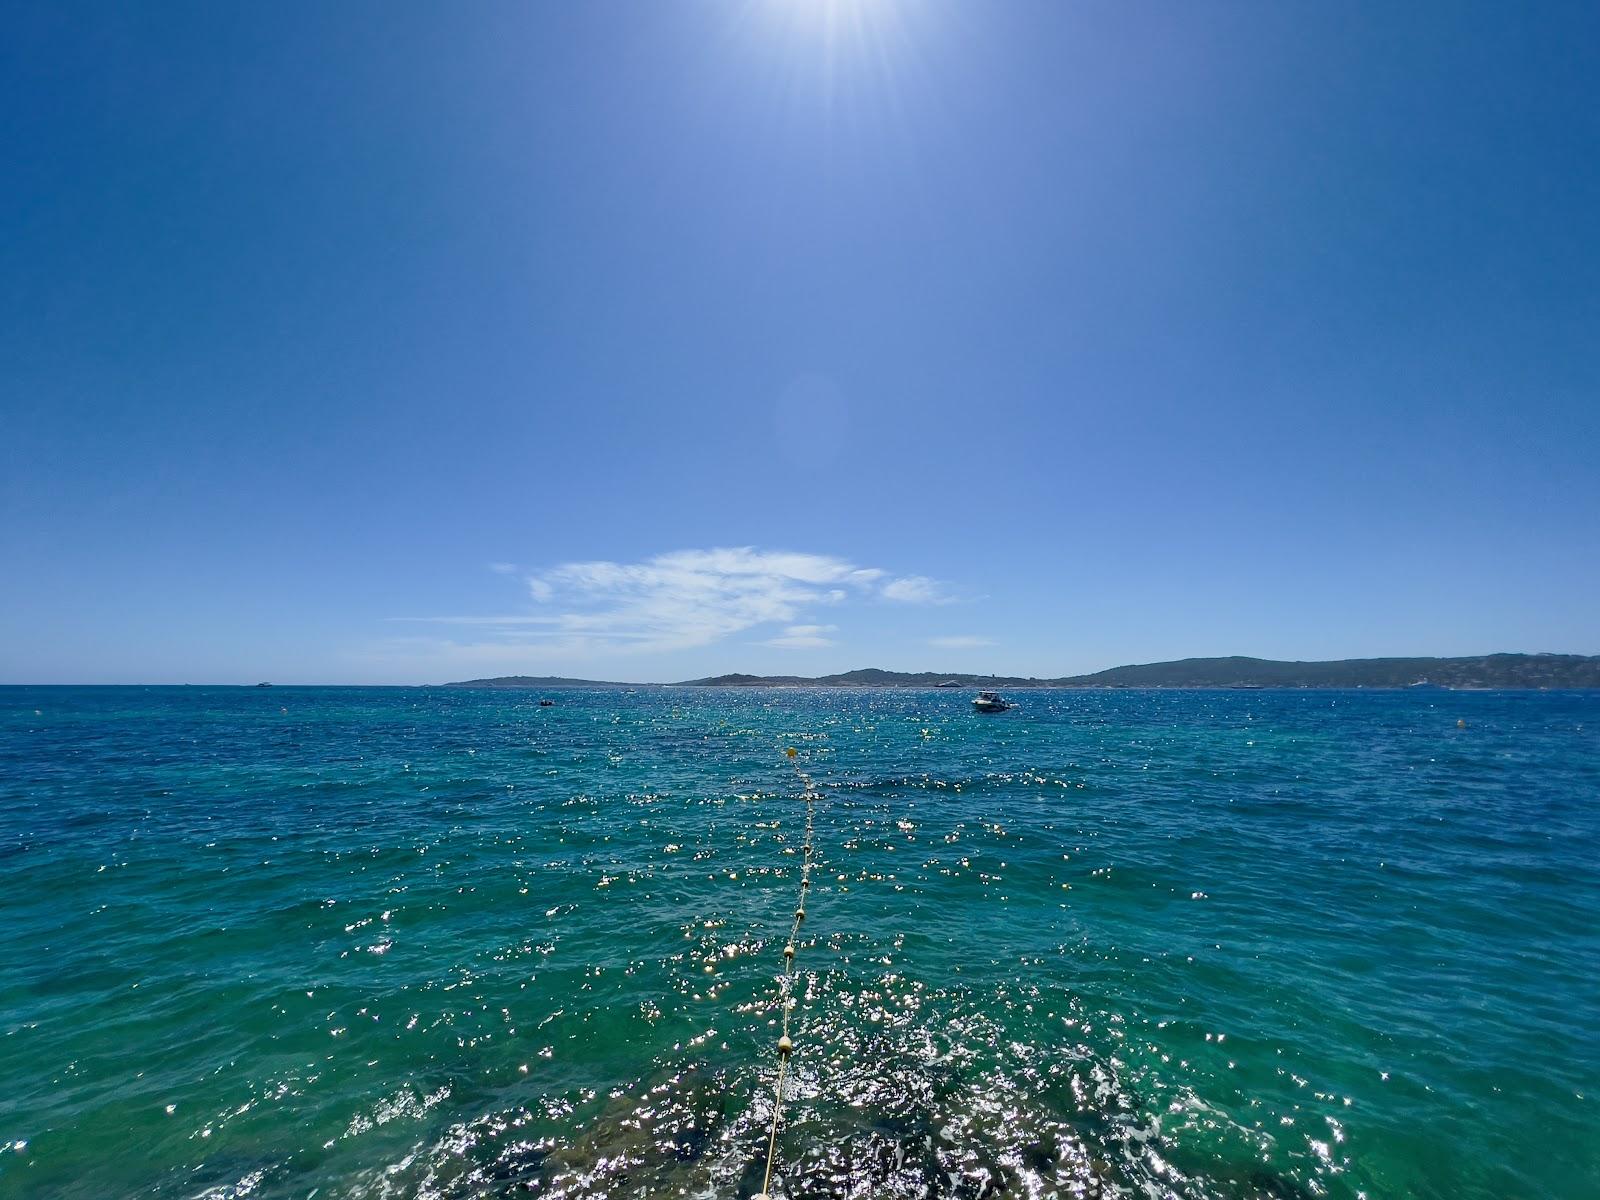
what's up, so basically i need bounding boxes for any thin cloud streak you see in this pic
[763,623,838,650]
[883,575,954,604]
[389,547,951,658]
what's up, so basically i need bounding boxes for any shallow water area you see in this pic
[1,686,1596,1199]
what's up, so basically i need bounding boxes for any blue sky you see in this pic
[2,1,1596,684]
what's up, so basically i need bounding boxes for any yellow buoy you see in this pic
[1457,719,1466,728]
[786,747,797,758]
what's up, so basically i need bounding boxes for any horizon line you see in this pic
[4,649,1595,689]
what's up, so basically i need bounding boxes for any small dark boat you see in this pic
[972,690,1011,713]
[539,698,555,707]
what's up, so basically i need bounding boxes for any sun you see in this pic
[765,0,901,44]
[731,0,927,107]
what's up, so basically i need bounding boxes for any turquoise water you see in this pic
[1,686,1596,1199]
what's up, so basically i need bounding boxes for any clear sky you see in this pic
[2,1,1597,684]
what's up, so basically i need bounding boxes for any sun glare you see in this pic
[755,0,914,56]
[730,0,928,121]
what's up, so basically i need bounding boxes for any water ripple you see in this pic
[1,686,1596,1200]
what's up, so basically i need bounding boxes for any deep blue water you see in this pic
[1,686,1596,1199]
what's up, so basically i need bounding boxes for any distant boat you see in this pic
[539,698,555,707]
[972,690,1011,713]
[933,679,963,688]
[1408,680,1446,690]
[255,682,272,688]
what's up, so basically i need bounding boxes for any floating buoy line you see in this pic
[752,747,820,1200]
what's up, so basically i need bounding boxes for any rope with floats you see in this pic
[752,746,819,1200]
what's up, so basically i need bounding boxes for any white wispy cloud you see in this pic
[930,635,995,649]
[487,562,518,575]
[763,623,838,650]
[393,548,950,657]
[882,575,953,604]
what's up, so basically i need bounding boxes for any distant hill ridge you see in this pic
[446,654,1600,690]
[444,675,647,689]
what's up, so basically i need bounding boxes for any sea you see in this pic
[1,686,1595,1200]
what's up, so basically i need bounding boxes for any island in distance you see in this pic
[441,675,645,689]
[446,653,1600,690]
